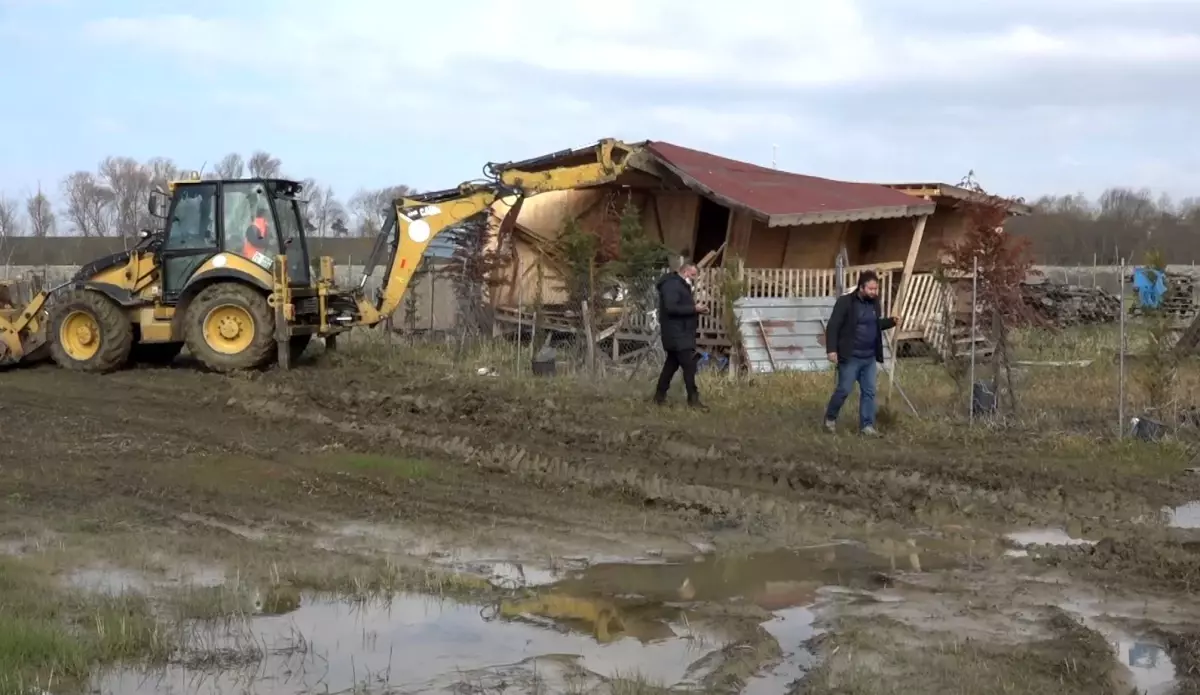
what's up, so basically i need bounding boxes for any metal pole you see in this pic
[969,256,978,424]
[1119,257,1126,438]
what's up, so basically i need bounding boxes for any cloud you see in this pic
[63,0,1200,197]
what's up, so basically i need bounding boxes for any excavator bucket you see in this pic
[496,194,526,244]
[0,279,50,368]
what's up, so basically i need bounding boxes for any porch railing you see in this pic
[691,262,904,344]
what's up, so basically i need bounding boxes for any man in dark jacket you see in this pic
[823,271,899,436]
[653,262,707,408]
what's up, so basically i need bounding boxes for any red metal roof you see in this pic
[646,141,935,227]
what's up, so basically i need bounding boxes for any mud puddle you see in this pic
[1057,594,1181,694]
[1003,527,1096,557]
[1165,500,1200,529]
[94,592,730,693]
[89,540,934,693]
[742,606,818,694]
[1113,636,1176,694]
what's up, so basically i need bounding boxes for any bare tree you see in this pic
[145,157,181,190]
[348,185,416,237]
[98,156,151,239]
[300,180,348,237]
[61,171,115,237]
[0,194,22,266]
[247,151,282,178]
[25,189,55,238]
[215,153,245,179]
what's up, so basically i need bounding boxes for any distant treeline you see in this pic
[1008,187,1200,265]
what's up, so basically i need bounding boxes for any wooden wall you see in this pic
[483,188,976,309]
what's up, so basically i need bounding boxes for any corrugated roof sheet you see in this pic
[646,141,936,227]
[735,296,892,374]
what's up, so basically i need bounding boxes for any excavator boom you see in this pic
[356,138,640,326]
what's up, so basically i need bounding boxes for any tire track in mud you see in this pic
[251,382,1130,531]
[230,384,1082,535]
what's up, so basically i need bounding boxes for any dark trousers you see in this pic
[654,349,699,403]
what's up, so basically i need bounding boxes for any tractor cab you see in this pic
[149,177,312,302]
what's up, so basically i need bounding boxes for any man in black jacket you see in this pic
[653,262,708,408]
[822,271,898,435]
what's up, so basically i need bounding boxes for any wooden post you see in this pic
[582,299,595,374]
[887,214,928,401]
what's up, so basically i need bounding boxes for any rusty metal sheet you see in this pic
[734,296,892,374]
[647,141,935,225]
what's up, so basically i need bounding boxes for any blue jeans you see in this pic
[824,357,878,430]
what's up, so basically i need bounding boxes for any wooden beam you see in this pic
[832,222,850,267]
[886,214,929,383]
[895,214,929,326]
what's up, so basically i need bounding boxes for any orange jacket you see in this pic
[243,216,268,258]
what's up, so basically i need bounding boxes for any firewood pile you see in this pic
[1021,280,1121,328]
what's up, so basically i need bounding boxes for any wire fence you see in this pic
[959,256,1196,442]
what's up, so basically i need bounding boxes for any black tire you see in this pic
[184,283,275,372]
[131,341,183,366]
[48,289,134,373]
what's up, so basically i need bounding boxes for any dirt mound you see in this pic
[1036,535,1200,591]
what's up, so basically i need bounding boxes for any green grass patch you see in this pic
[0,557,175,695]
[328,453,436,479]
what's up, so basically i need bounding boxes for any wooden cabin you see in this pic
[483,141,1027,357]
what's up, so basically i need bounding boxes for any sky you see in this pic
[2,0,1199,207]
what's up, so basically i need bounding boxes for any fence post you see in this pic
[1118,257,1126,439]
[969,256,978,424]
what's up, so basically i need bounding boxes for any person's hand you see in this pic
[696,303,709,315]
[827,352,838,363]
[890,315,901,327]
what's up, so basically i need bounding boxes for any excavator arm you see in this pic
[354,138,640,326]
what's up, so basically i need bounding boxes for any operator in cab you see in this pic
[243,216,269,258]
[241,197,272,260]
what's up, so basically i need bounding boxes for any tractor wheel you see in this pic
[131,341,183,366]
[48,289,134,373]
[184,283,275,372]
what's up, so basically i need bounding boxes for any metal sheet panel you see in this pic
[734,296,892,374]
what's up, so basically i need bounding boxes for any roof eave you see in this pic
[646,148,763,219]
[766,202,937,228]
[883,182,1033,216]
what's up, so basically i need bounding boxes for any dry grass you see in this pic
[335,324,1200,480]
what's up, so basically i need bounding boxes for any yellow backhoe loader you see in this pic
[0,138,639,373]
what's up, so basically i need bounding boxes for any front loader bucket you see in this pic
[0,280,51,368]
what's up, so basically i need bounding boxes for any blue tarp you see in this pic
[1132,267,1167,308]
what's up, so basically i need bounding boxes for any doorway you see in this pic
[692,198,730,264]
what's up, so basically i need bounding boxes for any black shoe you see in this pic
[652,395,667,406]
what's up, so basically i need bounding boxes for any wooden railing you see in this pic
[619,263,949,349]
[894,273,945,340]
[689,263,904,345]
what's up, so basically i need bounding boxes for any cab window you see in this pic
[222,182,279,268]
[163,184,217,250]
[272,194,310,284]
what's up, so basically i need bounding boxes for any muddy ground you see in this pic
[2,334,1200,694]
